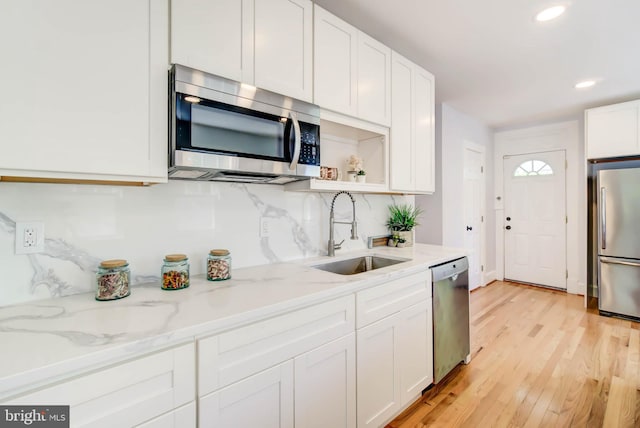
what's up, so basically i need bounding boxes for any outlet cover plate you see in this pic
[259,217,270,238]
[15,222,45,254]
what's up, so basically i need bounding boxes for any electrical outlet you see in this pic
[15,222,45,254]
[259,217,270,238]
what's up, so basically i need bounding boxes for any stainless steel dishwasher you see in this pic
[432,257,471,383]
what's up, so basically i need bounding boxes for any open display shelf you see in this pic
[286,111,390,193]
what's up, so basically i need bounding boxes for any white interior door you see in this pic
[463,143,485,290]
[503,151,566,289]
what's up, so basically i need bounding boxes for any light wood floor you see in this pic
[388,280,640,428]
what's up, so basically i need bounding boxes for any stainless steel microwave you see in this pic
[169,65,320,184]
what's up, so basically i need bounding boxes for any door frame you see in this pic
[494,120,584,295]
[463,140,487,288]
[502,149,567,289]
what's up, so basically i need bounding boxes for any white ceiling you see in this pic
[313,0,640,129]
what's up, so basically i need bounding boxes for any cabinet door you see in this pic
[171,0,253,84]
[295,334,356,428]
[357,33,391,127]
[313,5,358,116]
[199,361,294,428]
[414,67,435,193]
[390,52,415,192]
[356,314,401,428]
[586,100,640,159]
[0,0,168,182]
[398,299,433,403]
[254,0,313,101]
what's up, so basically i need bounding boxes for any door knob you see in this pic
[466,226,473,231]
[506,225,512,230]
[506,216,511,221]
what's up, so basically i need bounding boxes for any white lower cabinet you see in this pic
[197,295,356,427]
[199,333,356,428]
[398,299,434,404]
[5,272,437,428]
[357,299,433,428]
[355,269,433,428]
[295,333,356,428]
[6,343,196,428]
[199,361,295,428]
[356,310,402,427]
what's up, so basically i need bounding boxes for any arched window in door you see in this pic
[513,160,554,177]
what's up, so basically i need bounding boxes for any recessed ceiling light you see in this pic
[184,96,201,103]
[536,5,566,22]
[575,80,596,89]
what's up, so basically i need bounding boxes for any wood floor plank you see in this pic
[603,376,636,428]
[388,281,640,428]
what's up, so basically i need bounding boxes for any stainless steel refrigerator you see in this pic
[597,167,640,319]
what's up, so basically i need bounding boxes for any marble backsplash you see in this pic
[0,180,413,306]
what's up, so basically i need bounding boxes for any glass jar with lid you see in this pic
[207,249,231,281]
[96,259,131,301]
[162,254,190,290]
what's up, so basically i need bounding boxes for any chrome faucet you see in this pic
[328,191,358,256]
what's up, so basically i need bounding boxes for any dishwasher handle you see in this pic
[431,257,469,282]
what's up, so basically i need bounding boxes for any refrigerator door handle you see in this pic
[600,187,606,250]
[600,257,640,268]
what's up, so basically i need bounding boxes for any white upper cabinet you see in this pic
[390,51,435,194]
[586,99,640,159]
[414,67,436,193]
[0,0,169,184]
[254,0,313,101]
[313,5,391,127]
[171,0,253,84]
[357,33,391,126]
[172,0,313,102]
[313,6,358,116]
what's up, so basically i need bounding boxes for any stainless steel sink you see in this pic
[312,256,408,275]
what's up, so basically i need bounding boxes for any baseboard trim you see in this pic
[483,270,497,286]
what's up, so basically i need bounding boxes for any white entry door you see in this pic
[503,151,566,289]
[463,143,485,291]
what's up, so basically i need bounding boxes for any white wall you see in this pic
[0,181,412,306]
[417,103,495,279]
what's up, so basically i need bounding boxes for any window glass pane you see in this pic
[513,159,554,177]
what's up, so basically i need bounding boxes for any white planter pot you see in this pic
[356,175,366,183]
[396,230,414,247]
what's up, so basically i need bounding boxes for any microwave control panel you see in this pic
[299,123,320,166]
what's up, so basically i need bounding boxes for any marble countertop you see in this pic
[0,244,465,398]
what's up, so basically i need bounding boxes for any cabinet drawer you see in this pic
[356,270,431,328]
[7,343,195,428]
[198,295,355,395]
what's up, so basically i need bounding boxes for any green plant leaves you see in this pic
[385,204,424,231]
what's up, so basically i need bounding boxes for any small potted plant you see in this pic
[346,155,362,182]
[385,204,423,247]
[387,233,407,247]
[356,169,366,183]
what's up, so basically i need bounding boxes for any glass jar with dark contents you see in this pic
[162,254,190,290]
[207,249,231,281]
[96,259,131,301]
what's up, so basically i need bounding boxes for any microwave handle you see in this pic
[289,112,301,171]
